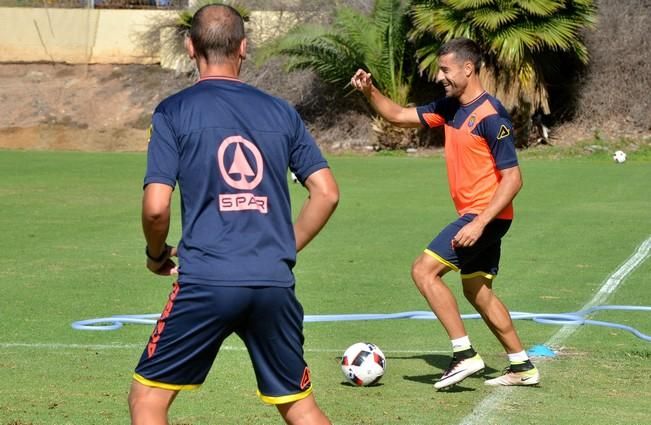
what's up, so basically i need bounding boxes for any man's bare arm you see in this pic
[350,69,421,128]
[294,168,339,252]
[142,183,177,275]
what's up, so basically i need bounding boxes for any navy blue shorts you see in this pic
[133,282,313,405]
[425,214,512,279]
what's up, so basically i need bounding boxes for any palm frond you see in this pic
[432,7,473,36]
[258,0,416,105]
[469,7,520,31]
[446,0,496,8]
[279,33,362,84]
[415,43,442,76]
[255,23,331,66]
[572,42,590,65]
[530,18,581,51]
[409,3,439,39]
[371,0,412,101]
[515,0,564,17]
[490,24,538,64]
[332,7,376,54]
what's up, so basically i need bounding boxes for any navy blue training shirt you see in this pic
[144,77,328,286]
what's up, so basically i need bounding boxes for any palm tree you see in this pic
[410,0,597,144]
[258,0,417,149]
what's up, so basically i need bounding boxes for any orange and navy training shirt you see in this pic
[416,91,519,220]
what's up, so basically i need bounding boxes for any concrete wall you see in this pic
[0,7,301,64]
[0,8,176,63]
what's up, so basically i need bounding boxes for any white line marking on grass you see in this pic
[0,342,142,350]
[0,342,447,355]
[458,235,651,425]
[549,236,651,345]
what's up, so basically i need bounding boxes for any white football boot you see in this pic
[434,353,485,390]
[484,364,540,386]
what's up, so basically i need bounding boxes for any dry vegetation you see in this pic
[0,0,649,152]
[552,0,651,145]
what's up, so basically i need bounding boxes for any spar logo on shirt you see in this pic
[216,135,268,214]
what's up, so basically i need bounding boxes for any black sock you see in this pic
[509,359,534,372]
[453,347,477,360]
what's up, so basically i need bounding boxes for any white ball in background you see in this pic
[613,150,627,163]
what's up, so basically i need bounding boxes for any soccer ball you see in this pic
[613,150,627,163]
[340,342,386,386]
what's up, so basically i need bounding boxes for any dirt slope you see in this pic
[0,63,194,152]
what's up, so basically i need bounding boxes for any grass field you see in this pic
[1,149,650,425]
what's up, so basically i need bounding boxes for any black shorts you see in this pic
[425,213,512,279]
[133,282,313,404]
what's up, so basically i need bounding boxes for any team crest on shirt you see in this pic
[497,125,511,140]
[467,114,476,128]
[217,135,268,214]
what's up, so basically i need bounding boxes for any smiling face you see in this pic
[435,52,473,99]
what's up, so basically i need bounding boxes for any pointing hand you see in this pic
[350,69,373,95]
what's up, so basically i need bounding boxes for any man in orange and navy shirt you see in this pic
[351,37,540,390]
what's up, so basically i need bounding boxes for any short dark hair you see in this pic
[190,4,245,64]
[438,38,482,73]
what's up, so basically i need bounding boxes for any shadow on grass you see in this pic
[339,381,386,388]
[388,353,500,390]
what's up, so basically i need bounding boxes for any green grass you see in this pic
[518,136,651,161]
[1,149,650,424]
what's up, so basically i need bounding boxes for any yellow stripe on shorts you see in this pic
[424,249,459,272]
[257,386,313,405]
[133,373,201,391]
[460,271,495,280]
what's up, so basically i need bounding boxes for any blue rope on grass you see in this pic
[71,305,651,342]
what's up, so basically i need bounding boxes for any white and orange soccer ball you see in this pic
[340,342,386,386]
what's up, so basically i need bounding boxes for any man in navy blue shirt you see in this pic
[128,5,338,424]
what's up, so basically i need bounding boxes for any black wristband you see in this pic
[146,245,169,262]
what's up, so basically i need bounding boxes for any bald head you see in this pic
[190,4,245,64]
